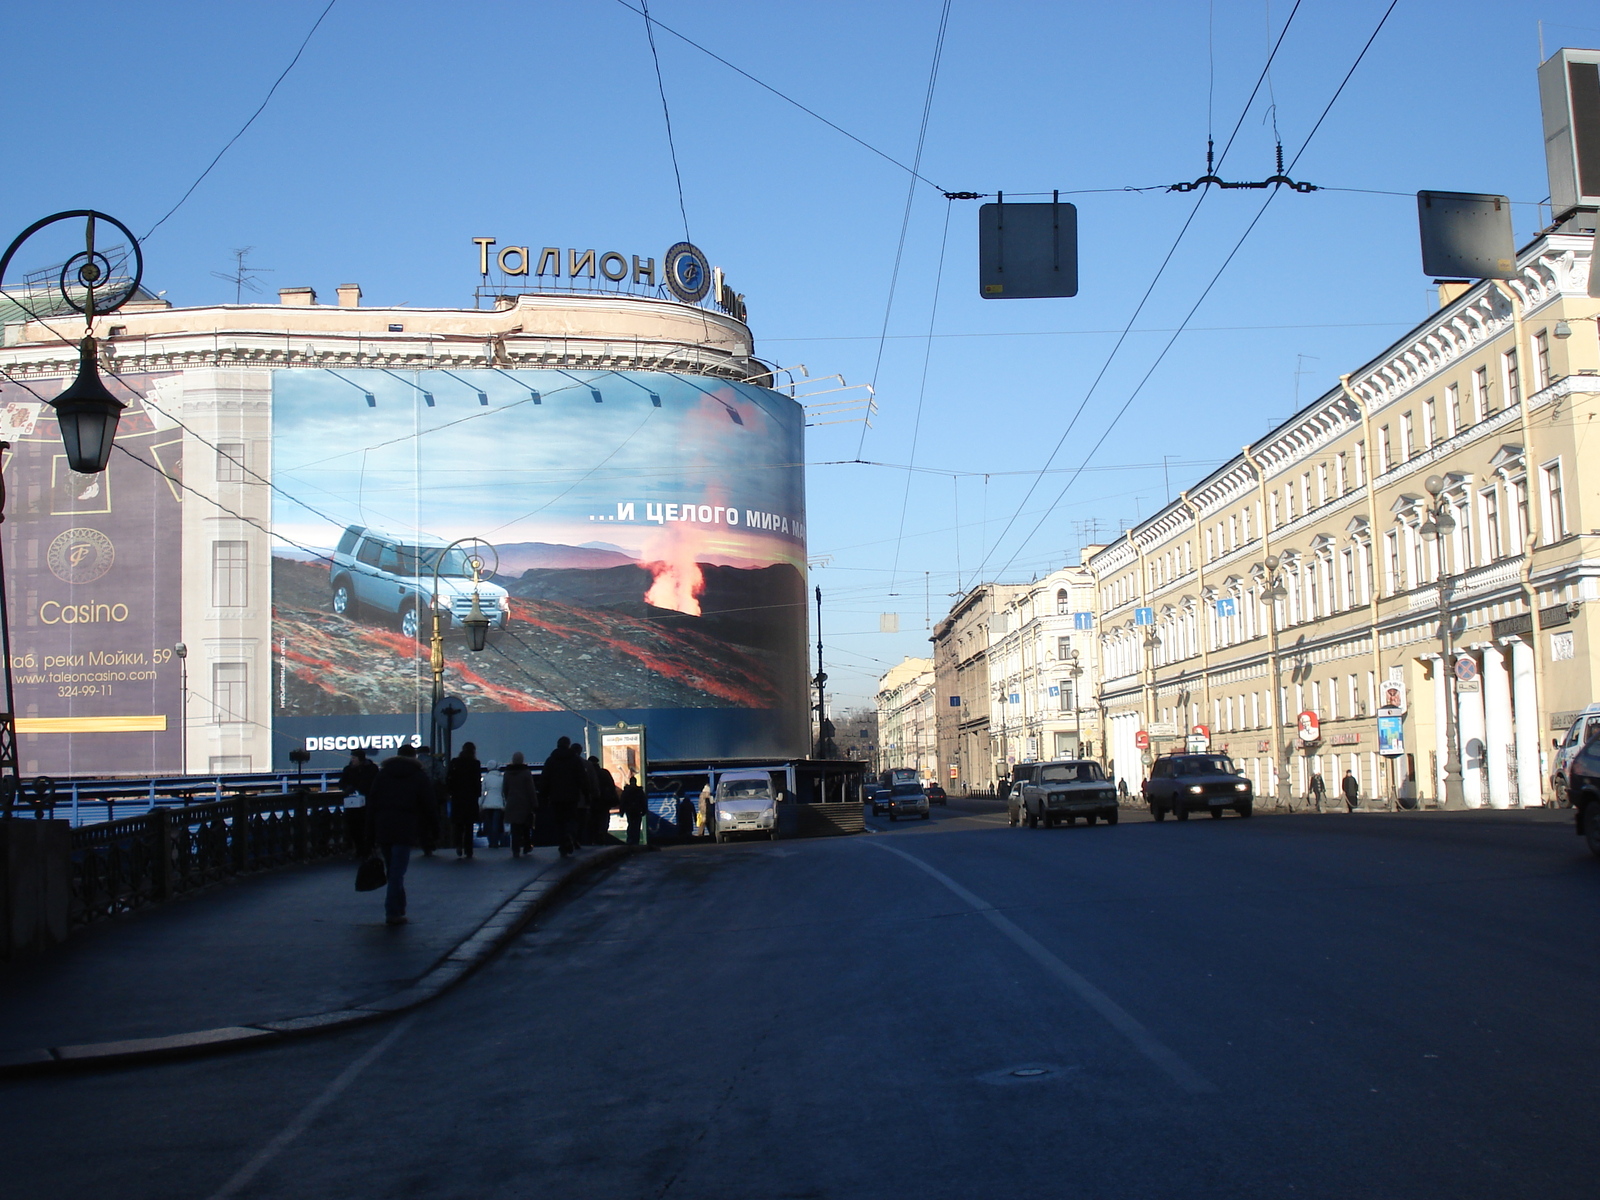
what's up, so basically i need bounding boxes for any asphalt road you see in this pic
[7,797,1600,1199]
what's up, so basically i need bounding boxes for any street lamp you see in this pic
[1419,474,1466,809]
[175,643,188,775]
[428,539,496,772]
[1068,648,1084,755]
[1259,554,1293,810]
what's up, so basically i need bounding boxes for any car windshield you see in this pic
[1038,762,1104,783]
[1175,756,1234,775]
[397,545,476,578]
[718,780,771,799]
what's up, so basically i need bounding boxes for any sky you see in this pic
[3,0,1593,711]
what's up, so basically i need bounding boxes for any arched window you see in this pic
[1056,588,1069,615]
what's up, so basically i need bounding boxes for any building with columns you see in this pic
[875,656,935,779]
[987,564,1103,779]
[1089,227,1598,807]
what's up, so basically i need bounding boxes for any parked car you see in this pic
[886,783,930,821]
[1143,754,1253,820]
[330,525,510,642]
[713,769,779,842]
[1563,733,1600,857]
[924,784,947,805]
[1551,703,1600,806]
[868,786,892,815]
[1004,762,1039,827]
[1020,759,1119,828]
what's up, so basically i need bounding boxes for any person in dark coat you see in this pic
[367,744,431,925]
[620,774,647,845]
[503,752,538,857]
[447,742,483,857]
[416,746,441,855]
[1341,770,1360,813]
[338,747,379,857]
[1308,772,1328,813]
[541,736,586,857]
[588,755,618,843]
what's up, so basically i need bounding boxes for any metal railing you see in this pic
[3,770,340,827]
[69,790,348,930]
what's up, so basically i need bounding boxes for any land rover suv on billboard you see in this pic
[329,525,510,641]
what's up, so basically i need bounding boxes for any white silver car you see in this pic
[329,525,510,642]
[713,770,779,842]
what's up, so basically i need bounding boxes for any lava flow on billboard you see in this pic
[0,370,184,776]
[271,368,809,766]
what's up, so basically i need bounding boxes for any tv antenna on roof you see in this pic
[212,247,272,304]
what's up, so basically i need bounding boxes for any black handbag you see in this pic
[355,854,387,892]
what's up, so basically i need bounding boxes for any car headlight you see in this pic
[1188,785,1204,794]
[1234,783,1249,792]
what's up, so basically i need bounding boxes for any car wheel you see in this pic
[1584,801,1600,859]
[1175,805,1189,821]
[769,830,779,841]
[399,603,422,642]
[1104,808,1118,825]
[331,578,353,617]
[922,813,930,821]
[1553,777,1569,808]
[1152,806,1165,821]
[1237,803,1253,818]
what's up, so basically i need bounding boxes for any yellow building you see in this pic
[1089,229,1598,808]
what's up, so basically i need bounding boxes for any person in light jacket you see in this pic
[503,752,537,857]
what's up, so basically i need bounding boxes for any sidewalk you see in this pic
[0,841,637,1071]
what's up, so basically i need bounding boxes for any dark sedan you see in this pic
[924,785,947,805]
[1143,754,1253,820]
[1564,733,1600,857]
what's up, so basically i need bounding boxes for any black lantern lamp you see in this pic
[53,336,126,474]
[461,590,492,653]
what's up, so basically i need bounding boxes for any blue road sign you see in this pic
[1215,598,1237,618]
[1135,607,1155,626]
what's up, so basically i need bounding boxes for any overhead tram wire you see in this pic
[963,0,1310,586]
[856,0,954,461]
[886,192,954,598]
[984,0,1403,584]
[613,0,947,193]
[143,0,339,241]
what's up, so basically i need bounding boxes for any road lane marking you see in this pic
[204,1015,417,1200]
[870,842,1216,1095]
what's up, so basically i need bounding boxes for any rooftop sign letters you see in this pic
[472,237,747,321]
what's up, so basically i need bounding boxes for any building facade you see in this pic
[0,265,809,775]
[932,582,1020,794]
[1090,230,1598,807]
[987,565,1103,778]
[875,656,935,778]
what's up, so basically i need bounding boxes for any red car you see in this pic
[924,785,947,806]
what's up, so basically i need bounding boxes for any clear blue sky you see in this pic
[5,0,1592,710]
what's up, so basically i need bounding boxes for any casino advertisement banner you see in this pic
[0,371,183,777]
[270,368,809,767]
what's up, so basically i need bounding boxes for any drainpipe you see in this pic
[1493,279,1548,806]
[1339,373,1389,802]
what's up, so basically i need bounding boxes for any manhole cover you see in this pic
[978,1062,1076,1086]
[1012,1067,1048,1077]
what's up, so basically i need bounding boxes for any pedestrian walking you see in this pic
[621,774,647,845]
[367,744,431,926]
[338,746,378,857]
[541,736,586,857]
[1341,770,1360,813]
[503,752,537,857]
[1309,772,1328,813]
[448,742,484,857]
[697,781,713,838]
[416,745,441,856]
[588,754,618,843]
[480,760,506,848]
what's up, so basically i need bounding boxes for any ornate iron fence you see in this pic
[69,791,348,928]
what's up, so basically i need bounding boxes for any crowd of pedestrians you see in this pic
[339,736,645,926]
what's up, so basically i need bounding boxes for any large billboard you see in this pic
[270,368,808,767]
[0,371,184,777]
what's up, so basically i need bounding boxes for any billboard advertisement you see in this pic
[270,368,808,768]
[0,370,184,776]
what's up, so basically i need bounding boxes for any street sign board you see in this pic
[1378,679,1406,714]
[1073,611,1094,630]
[1134,607,1155,626]
[1134,730,1150,750]
[949,695,962,707]
[1215,597,1237,618]
[1147,722,1178,737]
[1296,710,1321,743]
[433,694,468,730]
[978,199,1079,298]
[1186,735,1210,753]
[1191,723,1210,738]
[1417,190,1516,280]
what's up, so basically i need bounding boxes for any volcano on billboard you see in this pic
[270,368,809,766]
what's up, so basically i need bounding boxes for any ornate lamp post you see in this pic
[1068,647,1084,755]
[1259,554,1293,810]
[1418,474,1466,809]
[0,212,143,812]
[428,540,496,775]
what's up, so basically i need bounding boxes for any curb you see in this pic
[0,843,649,1078]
